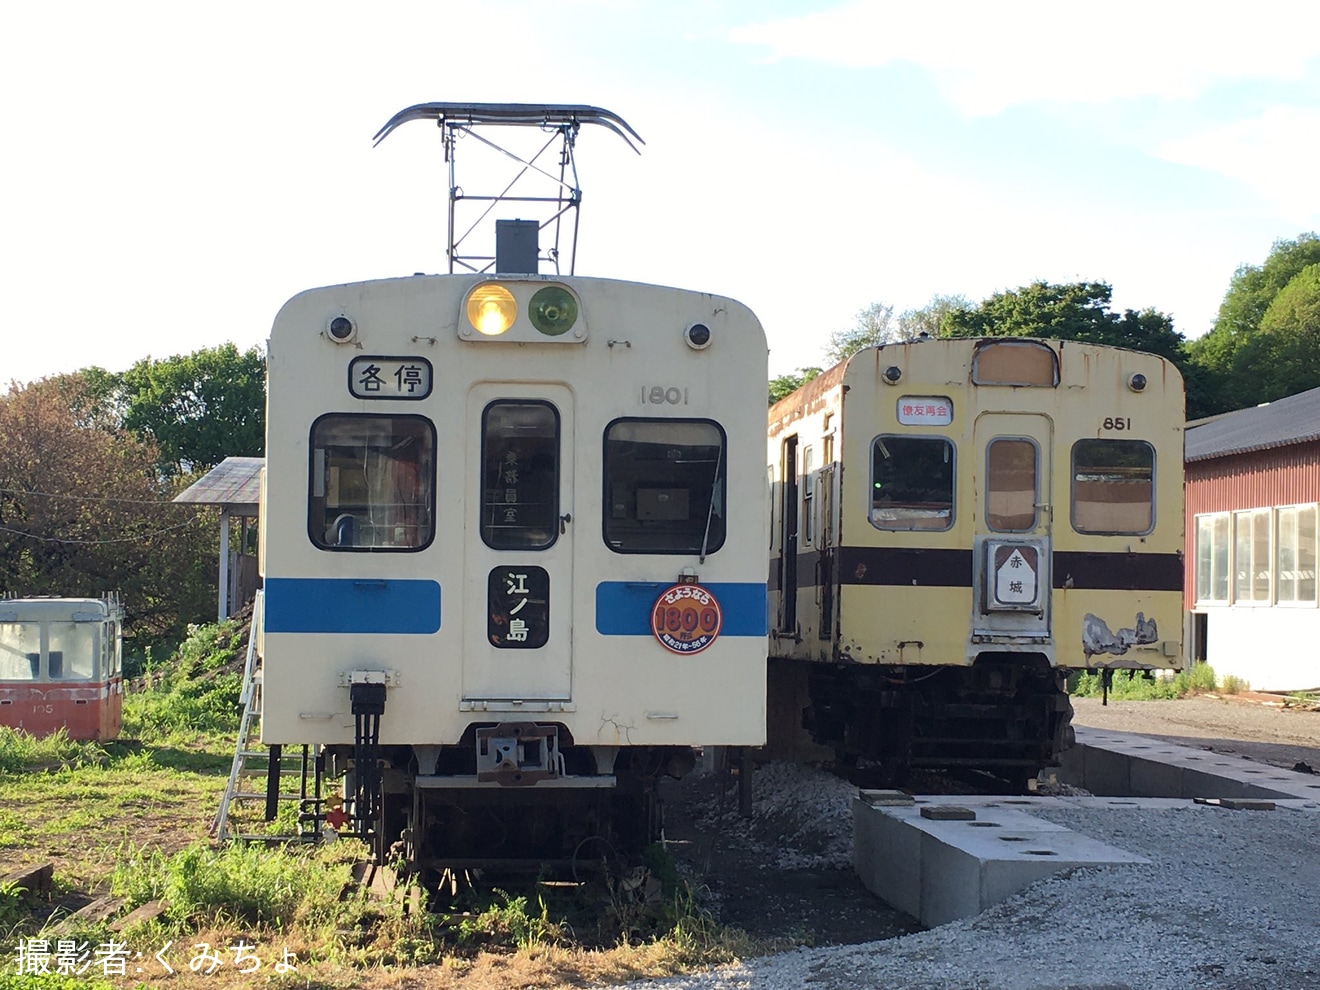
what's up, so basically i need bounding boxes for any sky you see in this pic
[3,0,1319,386]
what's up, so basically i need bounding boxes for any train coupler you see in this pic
[476,722,561,786]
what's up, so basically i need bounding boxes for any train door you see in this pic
[817,462,837,640]
[971,412,1053,641]
[463,384,574,701]
[777,435,799,635]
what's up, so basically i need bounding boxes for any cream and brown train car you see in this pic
[767,338,1184,783]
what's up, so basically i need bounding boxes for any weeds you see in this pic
[109,841,349,931]
[0,728,105,775]
[122,616,246,745]
[1070,662,1223,700]
[0,975,114,990]
[1220,673,1249,695]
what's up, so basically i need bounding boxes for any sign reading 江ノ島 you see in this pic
[488,566,549,649]
[651,583,723,655]
[348,357,433,400]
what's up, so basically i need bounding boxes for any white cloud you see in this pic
[731,1,1320,115]
[1157,106,1320,227]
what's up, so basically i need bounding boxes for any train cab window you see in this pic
[986,438,1039,531]
[0,622,40,680]
[971,340,1058,386]
[870,435,954,531]
[48,622,95,680]
[604,419,726,554]
[481,401,560,550]
[309,414,435,551]
[1071,439,1154,535]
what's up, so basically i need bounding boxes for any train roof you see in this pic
[0,595,124,621]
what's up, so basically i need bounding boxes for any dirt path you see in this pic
[1071,693,1320,771]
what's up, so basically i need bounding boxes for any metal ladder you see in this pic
[211,592,316,841]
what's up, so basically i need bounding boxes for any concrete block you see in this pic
[855,800,1146,928]
[853,797,922,920]
[920,805,976,821]
[1128,755,1184,797]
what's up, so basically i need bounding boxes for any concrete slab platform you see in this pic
[853,796,1147,928]
[1059,727,1320,801]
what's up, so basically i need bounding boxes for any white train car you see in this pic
[260,273,768,866]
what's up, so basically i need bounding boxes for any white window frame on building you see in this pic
[1194,505,1318,608]
[1276,503,1318,606]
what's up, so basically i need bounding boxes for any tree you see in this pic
[115,344,266,477]
[825,302,896,364]
[1227,263,1320,405]
[0,374,216,651]
[942,280,1187,363]
[898,294,971,340]
[827,296,973,366]
[1187,233,1320,415]
[769,367,823,405]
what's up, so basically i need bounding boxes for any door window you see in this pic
[481,401,560,550]
[986,438,1038,531]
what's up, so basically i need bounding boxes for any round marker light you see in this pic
[465,284,517,336]
[1128,373,1148,393]
[327,316,356,342]
[883,366,902,384]
[529,285,577,336]
[684,323,712,350]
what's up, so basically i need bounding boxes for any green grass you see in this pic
[0,728,106,775]
[0,619,763,986]
[1069,661,1219,700]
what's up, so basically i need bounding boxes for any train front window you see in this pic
[870,435,954,531]
[986,438,1039,531]
[0,622,40,680]
[1071,439,1154,535]
[47,622,95,680]
[604,419,726,554]
[309,414,435,551]
[481,401,560,550]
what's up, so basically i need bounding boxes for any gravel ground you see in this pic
[626,697,1320,990]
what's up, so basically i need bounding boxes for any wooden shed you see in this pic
[1185,387,1320,691]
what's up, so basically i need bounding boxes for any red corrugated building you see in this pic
[1185,386,1320,690]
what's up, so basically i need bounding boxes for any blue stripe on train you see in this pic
[263,578,441,634]
[595,582,767,637]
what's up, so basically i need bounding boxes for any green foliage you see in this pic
[110,841,349,930]
[826,301,897,364]
[455,888,566,950]
[0,974,114,990]
[1069,662,1217,700]
[824,295,974,367]
[0,727,106,775]
[0,879,28,930]
[768,367,822,405]
[114,343,266,477]
[943,280,1188,364]
[1220,673,1249,695]
[0,373,217,649]
[1187,233,1320,415]
[122,617,246,743]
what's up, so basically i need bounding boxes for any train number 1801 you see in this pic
[641,386,689,405]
